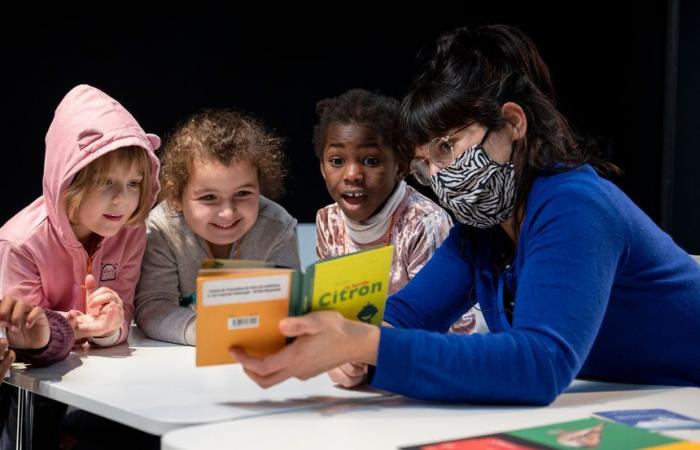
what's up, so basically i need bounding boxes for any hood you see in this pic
[43,84,161,247]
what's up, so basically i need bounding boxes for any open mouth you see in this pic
[341,191,367,205]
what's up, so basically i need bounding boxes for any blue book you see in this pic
[595,409,700,431]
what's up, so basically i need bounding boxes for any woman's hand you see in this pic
[231,310,380,388]
[326,320,393,388]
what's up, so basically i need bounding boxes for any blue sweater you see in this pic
[371,165,700,404]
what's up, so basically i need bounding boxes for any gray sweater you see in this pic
[134,197,300,345]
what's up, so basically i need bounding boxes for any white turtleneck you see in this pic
[341,180,407,244]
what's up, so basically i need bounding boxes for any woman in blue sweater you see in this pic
[233,24,700,404]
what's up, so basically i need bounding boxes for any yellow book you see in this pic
[196,245,393,366]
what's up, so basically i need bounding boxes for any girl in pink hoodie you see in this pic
[0,84,160,347]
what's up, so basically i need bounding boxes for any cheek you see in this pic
[240,199,260,221]
[127,190,141,211]
[182,202,212,227]
[76,196,99,220]
[367,169,394,192]
[323,170,341,187]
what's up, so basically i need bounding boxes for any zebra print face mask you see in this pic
[429,136,515,228]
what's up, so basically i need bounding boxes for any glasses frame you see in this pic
[410,122,474,185]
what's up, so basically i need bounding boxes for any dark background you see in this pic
[2,4,698,252]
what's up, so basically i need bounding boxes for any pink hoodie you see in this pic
[0,85,160,345]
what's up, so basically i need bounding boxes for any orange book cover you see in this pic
[195,245,393,366]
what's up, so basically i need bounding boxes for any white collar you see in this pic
[342,181,407,244]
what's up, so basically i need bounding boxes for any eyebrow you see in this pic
[326,141,381,149]
[193,184,256,195]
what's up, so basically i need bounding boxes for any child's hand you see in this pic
[328,362,369,388]
[70,304,123,340]
[0,337,15,378]
[0,296,51,350]
[71,275,125,341]
[84,274,123,315]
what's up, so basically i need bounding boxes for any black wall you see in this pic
[2,5,697,251]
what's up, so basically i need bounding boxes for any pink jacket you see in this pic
[0,85,160,345]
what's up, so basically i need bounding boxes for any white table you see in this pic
[4,327,386,441]
[161,382,700,450]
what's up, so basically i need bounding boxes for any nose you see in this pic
[343,162,364,183]
[112,183,129,204]
[218,202,236,220]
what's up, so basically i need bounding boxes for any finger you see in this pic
[328,367,365,388]
[0,349,15,373]
[230,347,290,378]
[9,301,31,332]
[92,288,122,306]
[342,362,368,377]
[241,365,292,388]
[84,274,97,299]
[74,315,106,333]
[86,293,118,311]
[0,296,16,326]
[25,306,45,329]
[68,310,84,319]
[0,338,8,358]
[278,315,324,338]
[103,304,123,332]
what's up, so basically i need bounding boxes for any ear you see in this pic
[319,161,327,181]
[396,159,409,181]
[501,102,527,141]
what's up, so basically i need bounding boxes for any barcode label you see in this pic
[227,315,260,330]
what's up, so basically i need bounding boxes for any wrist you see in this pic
[88,328,121,347]
[343,320,380,365]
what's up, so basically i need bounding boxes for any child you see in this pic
[314,89,454,296]
[135,109,300,345]
[0,84,161,347]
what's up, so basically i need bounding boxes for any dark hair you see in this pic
[398,24,618,227]
[160,109,286,205]
[312,88,405,164]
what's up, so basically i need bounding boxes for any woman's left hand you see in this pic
[231,310,379,388]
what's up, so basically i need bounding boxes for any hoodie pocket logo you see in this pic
[100,263,118,281]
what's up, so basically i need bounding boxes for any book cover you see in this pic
[401,417,694,450]
[507,418,679,449]
[196,245,393,366]
[594,409,700,431]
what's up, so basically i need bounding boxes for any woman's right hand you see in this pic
[328,362,368,388]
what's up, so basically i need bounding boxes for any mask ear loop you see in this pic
[507,126,519,166]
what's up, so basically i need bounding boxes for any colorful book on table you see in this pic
[401,417,700,449]
[195,245,393,366]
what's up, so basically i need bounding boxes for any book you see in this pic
[401,417,698,450]
[195,245,393,366]
[595,409,700,431]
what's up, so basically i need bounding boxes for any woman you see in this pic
[232,24,700,405]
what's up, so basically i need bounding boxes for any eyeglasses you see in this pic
[409,122,473,185]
